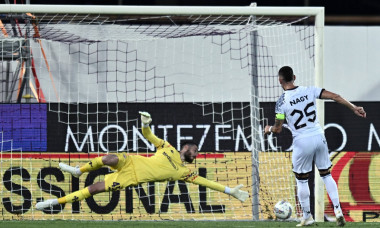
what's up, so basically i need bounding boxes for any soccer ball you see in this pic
[274,200,292,220]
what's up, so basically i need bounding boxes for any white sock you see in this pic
[74,167,82,176]
[52,199,59,205]
[322,174,342,216]
[296,179,311,219]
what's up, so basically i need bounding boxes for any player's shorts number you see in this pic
[290,102,316,130]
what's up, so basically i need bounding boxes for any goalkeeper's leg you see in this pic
[59,154,119,177]
[35,181,106,210]
[36,154,128,210]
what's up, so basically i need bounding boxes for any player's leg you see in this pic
[59,154,119,177]
[35,181,106,210]
[320,168,345,226]
[292,138,315,226]
[59,181,105,202]
[36,154,129,210]
[57,181,105,204]
[315,135,345,227]
[294,172,314,226]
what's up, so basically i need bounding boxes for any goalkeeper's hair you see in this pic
[279,66,294,82]
[180,141,197,150]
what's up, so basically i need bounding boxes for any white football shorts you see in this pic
[292,134,332,174]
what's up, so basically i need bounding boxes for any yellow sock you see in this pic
[79,157,104,173]
[58,187,91,204]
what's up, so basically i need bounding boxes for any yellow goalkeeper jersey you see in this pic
[131,126,225,193]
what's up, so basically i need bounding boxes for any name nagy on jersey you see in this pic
[290,95,308,106]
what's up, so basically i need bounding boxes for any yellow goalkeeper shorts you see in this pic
[104,153,138,191]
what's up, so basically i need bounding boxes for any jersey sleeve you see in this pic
[182,170,225,192]
[275,94,286,120]
[311,86,325,99]
[142,126,164,148]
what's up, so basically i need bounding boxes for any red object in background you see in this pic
[329,152,380,222]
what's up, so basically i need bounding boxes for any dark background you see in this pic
[47,102,377,152]
[48,103,251,153]
[5,0,380,25]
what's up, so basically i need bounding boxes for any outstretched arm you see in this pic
[183,171,249,202]
[139,111,164,148]
[320,90,366,118]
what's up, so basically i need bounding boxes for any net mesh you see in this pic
[0,10,316,220]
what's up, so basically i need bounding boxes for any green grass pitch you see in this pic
[0,221,379,228]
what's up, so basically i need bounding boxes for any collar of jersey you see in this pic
[285,86,298,91]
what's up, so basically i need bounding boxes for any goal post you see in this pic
[314,7,325,223]
[3,4,323,16]
[0,4,325,221]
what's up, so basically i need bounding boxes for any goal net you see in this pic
[0,5,322,221]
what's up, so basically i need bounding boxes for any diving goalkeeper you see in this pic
[36,111,249,210]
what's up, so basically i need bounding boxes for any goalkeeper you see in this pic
[36,111,249,210]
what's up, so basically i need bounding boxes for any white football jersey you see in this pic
[275,86,324,141]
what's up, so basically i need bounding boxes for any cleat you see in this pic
[336,215,346,227]
[296,216,315,226]
[59,163,81,178]
[35,199,56,211]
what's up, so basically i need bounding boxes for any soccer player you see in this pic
[264,66,366,227]
[36,111,249,211]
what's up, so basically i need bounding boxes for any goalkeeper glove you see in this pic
[139,111,152,127]
[229,184,249,202]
